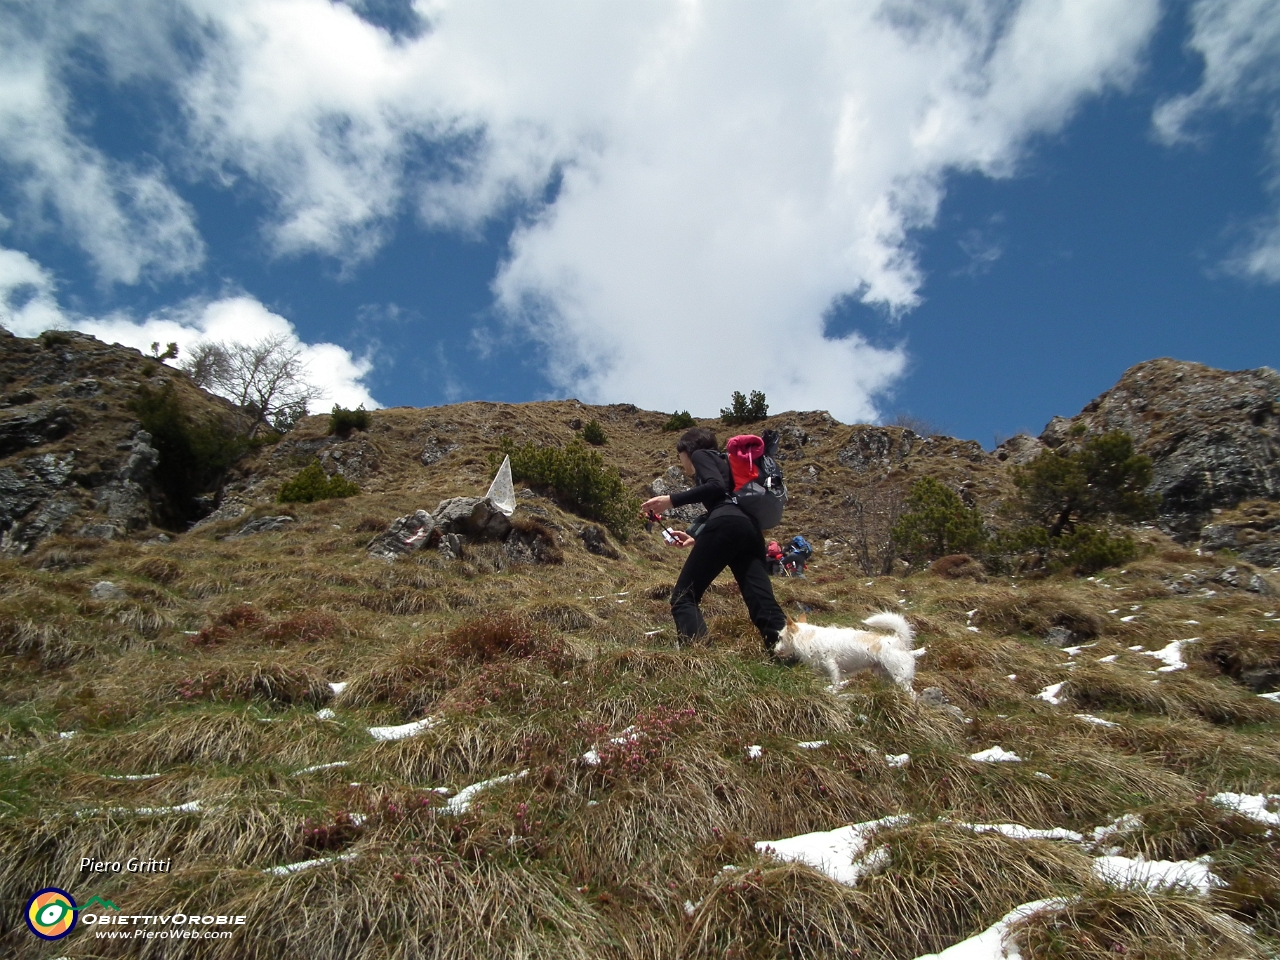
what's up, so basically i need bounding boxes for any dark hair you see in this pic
[676,427,717,455]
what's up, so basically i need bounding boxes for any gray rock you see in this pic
[433,496,512,540]
[231,516,296,538]
[1248,574,1275,596]
[651,467,705,523]
[1044,626,1079,647]
[0,402,75,456]
[420,439,456,466]
[579,524,620,559]
[438,532,462,560]
[1199,524,1238,551]
[1215,566,1243,589]
[1038,360,1280,539]
[90,581,127,601]
[1240,667,1280,693]
[79,523,122,540]
[837,427,920,472]
[1242,541,1280,568]
[994,434,1046,465]
[919,686,964,721]
[367,510,435,562]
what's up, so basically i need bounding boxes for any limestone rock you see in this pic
[651,466,705,523]
[1040,359,1280,539]
[579,524,620,559]
[232,515,296,538]
[433,496,512,540]
[367,510,435,561]
[90,581,127,601]
[0,402,75,457]
[994,434,1045,465]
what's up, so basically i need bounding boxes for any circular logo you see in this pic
[26,887,77,940]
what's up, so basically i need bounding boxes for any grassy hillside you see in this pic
[1,400,1278,959]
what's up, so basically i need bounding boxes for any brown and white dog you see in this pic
[773,611,916,692]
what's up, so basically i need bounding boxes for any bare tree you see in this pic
[182,335,324,432]
[842,483,906,575]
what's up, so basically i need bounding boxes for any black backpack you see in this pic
[729,429,787,531]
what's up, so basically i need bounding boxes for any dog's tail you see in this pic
[862,611,914,649]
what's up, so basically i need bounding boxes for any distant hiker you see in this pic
[641,427,787,654]
[766,540,784,575]
[781,534,813,577]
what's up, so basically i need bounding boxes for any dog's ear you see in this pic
[798,613,807,623]
[785,615,797,630]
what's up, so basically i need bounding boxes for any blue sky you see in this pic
[0,0,1276,446]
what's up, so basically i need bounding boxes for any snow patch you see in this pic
[1035,682,1065,705]
[264,851,358,876]
[1211,792,1280,827]
[368,716,440,742]
[970,746,1021,763]
[755,815,909,887]
[442,770,528,815]
[1092,855,1221,894]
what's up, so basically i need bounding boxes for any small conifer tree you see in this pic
[891,477,986,563]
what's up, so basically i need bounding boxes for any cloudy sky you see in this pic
[0,0,1276,443]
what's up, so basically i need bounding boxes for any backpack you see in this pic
[725,430,787,530]
[789,535,813,560]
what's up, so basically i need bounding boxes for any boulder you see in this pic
[367,510,435,562]
[90,581,128,601]
[231,516,296,538]
[433,496,512,540]
[579,524,620,559]
[650,467,705,523]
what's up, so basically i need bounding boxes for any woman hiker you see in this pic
[641,427,787,656]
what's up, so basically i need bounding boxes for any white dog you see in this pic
[773,612,916,692]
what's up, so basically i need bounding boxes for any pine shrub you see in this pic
[278,460,361,503]
[493,437,639,540]
[891,477,986,563]
[663,410,696,431]
[329,404,371,436]
[720,390,768,425]
[580,419,608,445]
[1059,525,1139,574]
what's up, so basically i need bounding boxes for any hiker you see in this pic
[641,427,787,654]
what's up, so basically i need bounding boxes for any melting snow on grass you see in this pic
[745,745,763,760]
[1092,855,1221,894]
[885,753,911,768]
[367,716,441,742]
[1035,682,1065,705]
[293,761,350,775]
[442,770,528,815]
[1141,639,1195,672]
[1211,792,1280,827]
[1074,714,1119,728]
[264,851,358,876]
[912,898,1067,960]
[328,681,347,695]
[969,746,1021,763]
[754,815,908,886]
[795,740,828,749]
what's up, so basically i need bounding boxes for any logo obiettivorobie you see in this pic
[25,887,77,940]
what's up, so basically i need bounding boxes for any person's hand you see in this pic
[641,495,672,516]
[670,530,694,548]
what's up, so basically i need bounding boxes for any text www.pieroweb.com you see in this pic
[84,913,244,940]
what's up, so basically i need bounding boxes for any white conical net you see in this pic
[485,454,516,516]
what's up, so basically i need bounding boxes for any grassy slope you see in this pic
[0,401,1278,959]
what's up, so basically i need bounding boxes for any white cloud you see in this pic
[0,246,66,334]
[76,296,380,412]
[1,0,1163,420]
[0,6,204,284]
[1154,0,1280,281]
[0,247,377,411]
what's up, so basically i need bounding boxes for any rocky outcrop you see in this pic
[367,510,436,561]
[1040,359,1280,539]
[836,427,990,475]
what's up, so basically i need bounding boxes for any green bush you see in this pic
[1059,525,1139,574]
[278,461,361,504]
[720,390,768,425]
[329,405,371,436]
[129,384,249,527]
[663,410,696,432]
[492,438,639,540]
[580,419,608,446]
[891,477,986,564]
[1012,430,1156,536]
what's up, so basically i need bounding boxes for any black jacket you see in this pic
[670,449,747,522]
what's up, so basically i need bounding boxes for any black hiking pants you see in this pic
[670,511,786,650]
